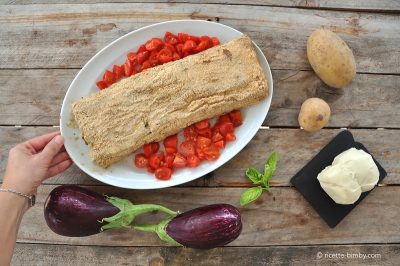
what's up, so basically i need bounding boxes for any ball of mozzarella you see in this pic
[317,164,362,204]
[332,148,379,192]
[317,147,379,205]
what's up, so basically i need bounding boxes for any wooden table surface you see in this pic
[1,1,399,265]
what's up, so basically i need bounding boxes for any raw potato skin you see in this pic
[307,28,356,89]
[298,98,331,132]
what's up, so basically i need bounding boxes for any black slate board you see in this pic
[290,130,387,228]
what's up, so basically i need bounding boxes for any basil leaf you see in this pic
[239,186,263,206]
[263,151,278,186]
[246,168,263,184]
[265,151,278,175]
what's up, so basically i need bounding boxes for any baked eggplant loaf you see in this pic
[72,35,268,168]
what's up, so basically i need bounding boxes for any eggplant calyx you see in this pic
[100,196,178,231]
[132,217,182,246]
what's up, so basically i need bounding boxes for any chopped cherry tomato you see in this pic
[186,154,200,168]
[127,52,137,64]
[175,43,184,57]
[164,154,175,168]
[180,140,196,157]
[200,36,212,48]
[218,122,234,137]
[148,153,163,169]
[225,132,236,141]
[217,114,231,124]
[143,142,160,157]
[96,80,108,90]
[103,70,116,85]
[195,119,209,130]
[173,153,187,168]
[203,145,220,161]
[148,50,159,67]
[137,44,147,53]
[145,38,164,51]
[196,127,212,139]
[141,60,151,71]
[211,37,220,46]
[124,59,134,77]
[187,35,200,44]
[147,166,155,173]
[157,48,173,64]
[229,110,243,127]
[137,50,150,64]
[164,134,178,148]
[164,43,176,53]
[113,64,124,80]
[196,136,212,149]
[164,32,179,45]
[172,52,181,61]
[134,153,148,168]
[184,125,198,140]
[214,140,225,149]
[178,32,189,43]
[196,147,206,160]
[183,51,192,58]
[182,40,197,53]
[155,167,172,180]
[194,41,207,53]
[165,147,177,154]
[212,131,224,143]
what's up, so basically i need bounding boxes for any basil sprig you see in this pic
[239,151,278,206]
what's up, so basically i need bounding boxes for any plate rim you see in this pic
[60,19,274,189]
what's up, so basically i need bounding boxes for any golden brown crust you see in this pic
[72,35,268,168]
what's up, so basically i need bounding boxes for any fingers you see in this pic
[46,159,73,178]
[38,135,65,164]
[49,151,71,167]
[26,131,60,152]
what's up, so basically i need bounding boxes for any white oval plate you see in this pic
[60,20,273,189]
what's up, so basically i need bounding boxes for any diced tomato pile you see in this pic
[134,110,243,180]
[96,32,221,90]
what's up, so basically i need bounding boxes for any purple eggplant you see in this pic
[166,204,242,249]
[133,204,242,249]
[44,185,119,237]
[44,185,177,237]
[44,186,242,249]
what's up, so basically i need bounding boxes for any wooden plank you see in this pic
[13,243,398,266]
[0,4,399,73]
[2,69,400,128]
[0,69,78,126]
[2,1,400,12]
[16,185,400,246]
[1,127,399,186]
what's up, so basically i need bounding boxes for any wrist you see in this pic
[2,174,37,196]
[0,184,31,212]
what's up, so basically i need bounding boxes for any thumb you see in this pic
[39,135,65,163]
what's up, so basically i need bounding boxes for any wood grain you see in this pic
[12,243,397,266]
[16,185,400,246]
[1,127,398,186]
[0,4,399,73]
[1,69,400,127]
[2,1,400,12]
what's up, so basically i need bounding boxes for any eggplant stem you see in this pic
[132,223,158,233]
[101,197,179,231]
[135,204,178,217]
[132,217,182,246]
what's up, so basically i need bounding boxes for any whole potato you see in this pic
[307,28,356,89]
[298,98,331,132]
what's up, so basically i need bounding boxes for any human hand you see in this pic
[2,131,72,196]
